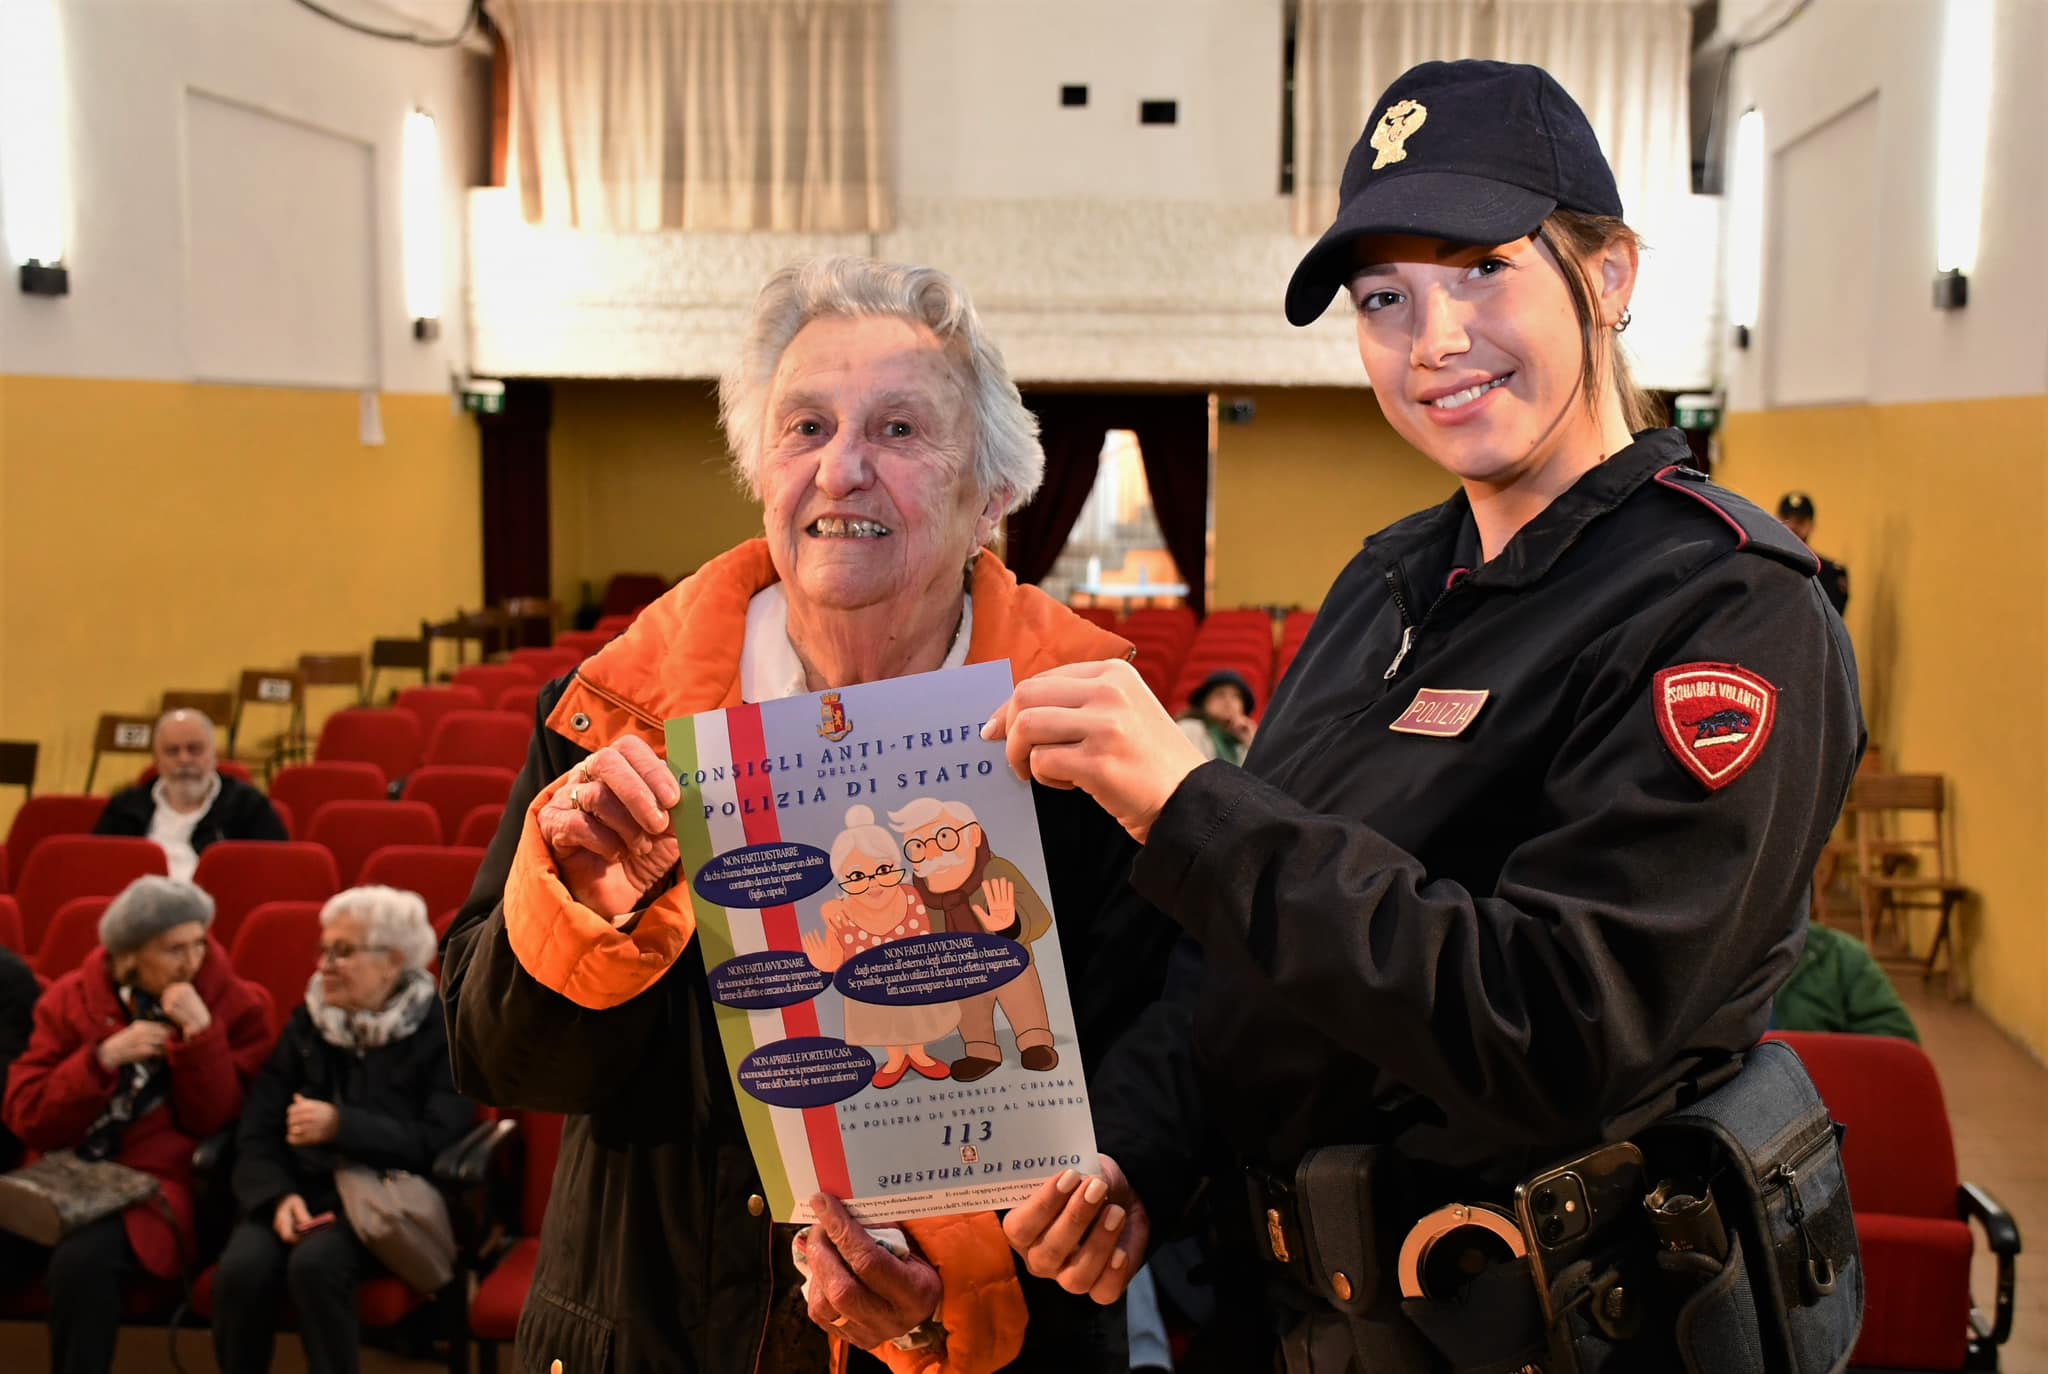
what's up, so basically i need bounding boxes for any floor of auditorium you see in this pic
[0,982,2041,1372]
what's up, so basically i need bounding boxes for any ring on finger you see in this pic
[576,760,593,784]
[568,784,585,810]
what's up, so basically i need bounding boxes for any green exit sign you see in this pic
[461,379,507,416]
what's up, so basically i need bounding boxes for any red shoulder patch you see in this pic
[1653,663,1778,791]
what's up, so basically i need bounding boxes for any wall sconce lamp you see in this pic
[403,109,442,340]
[1726,107,1766,350]
[1933,0,1992,311]
[1,0,71,297]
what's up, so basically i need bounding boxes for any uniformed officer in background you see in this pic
[984,60,1865,1373]
[1777,492,1851,615]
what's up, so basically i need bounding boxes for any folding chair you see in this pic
[299,652,367,711]
[160,690,235,730]
[304,800,443,887]
[13,836,168,954]
[315,708,422,788]
[402,767,518,845]
[425,712,533,772]
[227,668,307,772]
[0,740,39,799]
[1847,773,1972,985]
[190,840,339,952]
[268,761,389,835]
[367,636,432,703]
[229,900,326,1035]
[84,713,156,793]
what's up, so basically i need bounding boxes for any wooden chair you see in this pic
[0,741,36,799]
[160,690,234,730]
[227,669,307,774]
[299,652,366,706]
[368,637,431,703]
[425,609,510,667]
[84,714,156,793]
[501,597,561,650]
[1848,772,1970,986]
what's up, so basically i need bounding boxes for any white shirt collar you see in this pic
[740,584,973,704]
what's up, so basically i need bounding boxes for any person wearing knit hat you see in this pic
[2,873,272,1374]
[1177,669,1258,766]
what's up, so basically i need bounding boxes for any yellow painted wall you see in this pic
[0,376,482,829]
[1718,397,2048,1060]
[548,381,763,613]
[1213,387,1451,609]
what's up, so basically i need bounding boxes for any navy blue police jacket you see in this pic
[1096,428,1866,1225]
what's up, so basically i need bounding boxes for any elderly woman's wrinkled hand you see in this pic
[285,1093,341,1147]
[800,1193,942,1350]
[982,660,1208,844]
[159,981,211,1037]
[1002,1156,1148,1306]
[538,735,684,918]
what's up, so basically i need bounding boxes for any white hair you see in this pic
[829,805,903,875]
[321,886,436,972]
[886,797,980,833]
[717,256,1045,516]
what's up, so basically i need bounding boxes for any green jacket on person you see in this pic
[1773,921,1920,1043]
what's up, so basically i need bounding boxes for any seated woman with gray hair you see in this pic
[442,256,1179,1373]
[2,876,271,1374]
[211,886,473,1374]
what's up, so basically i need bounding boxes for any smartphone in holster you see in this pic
[1513,1141,1650,1326]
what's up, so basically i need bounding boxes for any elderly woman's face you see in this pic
[318,912,406,1013]
[126,921,208,997]
[759,316,998,614]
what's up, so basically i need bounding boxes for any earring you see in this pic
[1614,310,1633,333]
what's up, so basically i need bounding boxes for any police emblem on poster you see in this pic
[667,662,1098,1225]
[1652,662,1777,791]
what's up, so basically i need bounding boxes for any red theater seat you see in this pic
[506,648,579,681]
[359,846,487,924]
[0,895,22,954]
[305,801,443,887]
[14,836,167,954]
[1767,1031,2020,1370]
[425,711,532,772]
[191,841,339,952]
[230,901,325,1035]
[269,761,388,836]
[392,687,486,753]
[455,804,506,850]
[5,795,111,896]
[472,1111,565,1348]
[34,897,112,978]
[402,767,517,845]
[450,664,536,704]
[315,708,420,786]
[495,682,543,721]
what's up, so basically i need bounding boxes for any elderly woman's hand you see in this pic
[1002,1156,1149,1305]
[159,982,211,1037]
[286,1094,341,1147]
[800,1194,942,1349]
[982,660,1208,844]
[538,736,684,918]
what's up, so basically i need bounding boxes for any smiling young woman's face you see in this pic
[1347,232,1594,488]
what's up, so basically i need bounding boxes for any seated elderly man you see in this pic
[441,256,1178,1374]
[94,709,286,880]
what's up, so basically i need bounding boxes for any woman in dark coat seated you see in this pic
[2,876,271,1374]
[210,886,472,1374]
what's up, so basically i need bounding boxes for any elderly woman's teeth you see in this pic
[810,518,890,538]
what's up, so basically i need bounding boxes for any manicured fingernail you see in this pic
[1110,1249,1129,1271]
[1055,1170,1080,1194]
[1103,1205,1126,1233]
[981,716,999,739]
[1083,1177,1108,1204]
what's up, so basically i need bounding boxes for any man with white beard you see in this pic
[94,709,286,880]
[887,796,1059,1081]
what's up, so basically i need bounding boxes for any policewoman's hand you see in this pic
[537,736,683,919]
[982,660,1207,844]
[800,1193,942,1349]
[1003,1156,1149,1304]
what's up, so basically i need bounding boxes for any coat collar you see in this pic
[547,539,1133,746]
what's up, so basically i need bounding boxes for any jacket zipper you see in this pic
[1382,569,1418,681]
[1762,1126,1839,1299]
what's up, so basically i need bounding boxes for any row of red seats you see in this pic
[1084,606,1319,715]
[0,833,492,973]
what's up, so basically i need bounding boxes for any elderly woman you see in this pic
[210,886,472,1374]
[2,877,271,1374]
[441,257,1178,1374]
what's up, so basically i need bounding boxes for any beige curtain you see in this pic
[490,0,891,232]
[1292,0,1693,236]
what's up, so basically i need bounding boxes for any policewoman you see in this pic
[984,61,1864,1372]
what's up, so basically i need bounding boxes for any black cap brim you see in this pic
[1284,171,1557,326]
